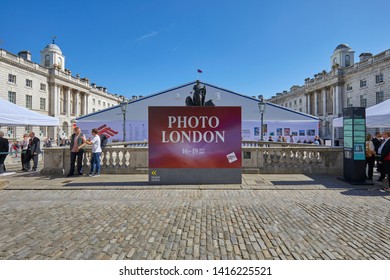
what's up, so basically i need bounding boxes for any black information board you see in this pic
[343,107,366,182]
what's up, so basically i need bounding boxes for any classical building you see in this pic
[0,41,121,142]
[267,44,390,140]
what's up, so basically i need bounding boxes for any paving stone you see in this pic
[0,178,389,260]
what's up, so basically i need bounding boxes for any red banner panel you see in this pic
[149,106,242,169]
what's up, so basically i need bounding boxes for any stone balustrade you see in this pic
[41,146,148,176]
[41,142,343,176]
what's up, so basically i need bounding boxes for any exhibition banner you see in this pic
[149,106,242,184]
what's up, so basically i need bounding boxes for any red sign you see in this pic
[149,106,241,168]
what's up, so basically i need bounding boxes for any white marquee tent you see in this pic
[333,98,390,128]
[0,98,59,126]
[76,81,319,141]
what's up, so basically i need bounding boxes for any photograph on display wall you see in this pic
[270,132,275,136]
[242,129,251,139]
[291,131,298,136]
[284,128,290,136]
[299,130,305,136]
[276,128,282,136]
[307,129,315,136]
[254,127,260,136]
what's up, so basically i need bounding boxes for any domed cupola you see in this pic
[40,37,66,70]
[331,43,355,68]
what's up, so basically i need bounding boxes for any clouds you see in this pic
[135,31,158,42]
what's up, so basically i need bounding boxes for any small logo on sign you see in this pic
[151,170,157,176]
[226,152,238,163]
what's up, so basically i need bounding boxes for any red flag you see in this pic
[197,69,203,73]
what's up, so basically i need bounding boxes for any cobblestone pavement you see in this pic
[0,174,390,260]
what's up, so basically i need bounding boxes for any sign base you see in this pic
[149,168,242,185]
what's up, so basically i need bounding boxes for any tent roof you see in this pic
[0,98,59,126]
[77,81,318,123]
[333,98,390,128]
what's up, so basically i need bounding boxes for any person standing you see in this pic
[365,133,376,181]
[24,132,41,172]
[372,132,383,173]
[378,131,390,190]
[20,134,29,171]
[0,131,9,173]
[80,128,102,177]
[67,127,86,177]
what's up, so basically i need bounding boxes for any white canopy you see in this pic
[333,98,390,128]
[0,98,59,126]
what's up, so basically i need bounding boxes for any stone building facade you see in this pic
[0,42,120,142]
[267,44,390,140]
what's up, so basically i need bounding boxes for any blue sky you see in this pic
[1,0,390,99]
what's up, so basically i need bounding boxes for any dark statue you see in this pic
[185,80,215,106]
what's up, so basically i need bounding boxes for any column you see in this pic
[307,94,311,115]
[314,91,318,116]
[66,87,71,117]
[75,90,79,117]
[83,93,87,115]
[322,88,326,116]
[334,85,340,116]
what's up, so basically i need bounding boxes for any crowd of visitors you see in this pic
[0,131,42,173]
[366,131,390,191]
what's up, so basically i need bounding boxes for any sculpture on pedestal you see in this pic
[185,80,215,106]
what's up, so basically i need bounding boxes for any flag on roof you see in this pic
[197,69,203,73]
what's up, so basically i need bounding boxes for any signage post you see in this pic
[148,106,242,184]
[342,107,367,183]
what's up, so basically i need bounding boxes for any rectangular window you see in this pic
[26,79,33,88]
[103,101,106,107]
[347,97,353,107]
[7,126,14,138]
[40,83,46,91]
[360,80,367,88]
[92,98,96,105]
[92,108,96,113]
[25,126,31,133]
[376,74,384,84]
[39,126,46,137]
[360,95,367,107]
[8,74,16,83]
[8,91,16,104]
[40,98,46,110]
[347,83,353,91]
[26,95,32,109]
[98,100,101,106]
[376,91,384,104]
[299,98,302,104]
[294,100,297,105]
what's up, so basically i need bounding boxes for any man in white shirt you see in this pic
[80,128,102,177]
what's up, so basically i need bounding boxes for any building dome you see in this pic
[334,43,350,51]
[44,43,62,54]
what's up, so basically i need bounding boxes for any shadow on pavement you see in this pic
[340,188,390,197]
[63,181,149,187]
